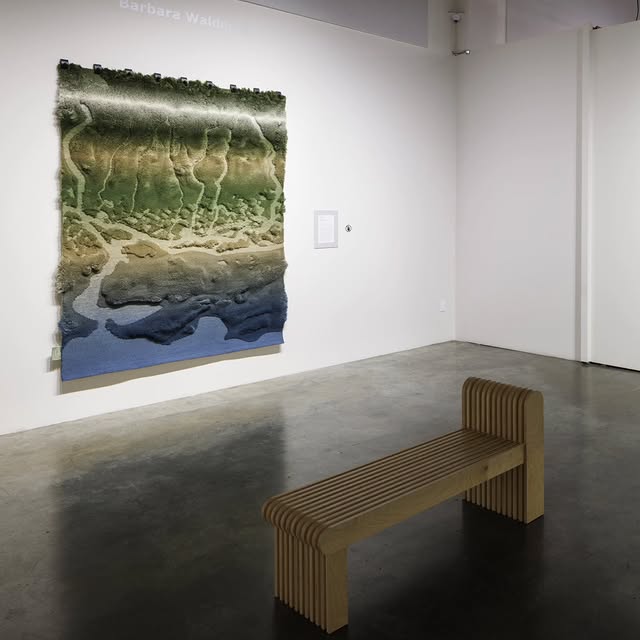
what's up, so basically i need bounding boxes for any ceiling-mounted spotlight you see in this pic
[453,49,471,56]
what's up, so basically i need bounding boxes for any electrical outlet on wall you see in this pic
[439,299,447,313]
[51,346,61,362]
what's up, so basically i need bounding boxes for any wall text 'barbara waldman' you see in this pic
[118,1,231,30]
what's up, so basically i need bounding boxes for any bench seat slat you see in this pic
[314,439,518,525]
[274,430,488,510]
[286,437,513,526]
[264,430,525,551]
[320,443,525,552]
[268,430,484,507]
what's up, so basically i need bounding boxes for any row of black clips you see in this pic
[58,59,277,94]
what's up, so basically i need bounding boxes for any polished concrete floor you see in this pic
[1,341,639,639]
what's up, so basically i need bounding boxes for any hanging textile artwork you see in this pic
[56,64,288,380]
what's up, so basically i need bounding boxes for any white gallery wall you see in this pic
[0,0,457,434]
[456,29,580,360]
[591,20,640,370]
[5,1,640,437]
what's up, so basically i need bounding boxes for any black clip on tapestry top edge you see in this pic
[57,63,275,95]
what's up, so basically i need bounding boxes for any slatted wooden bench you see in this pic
[262,377,544,633]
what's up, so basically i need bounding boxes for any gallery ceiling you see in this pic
[238,0,636,51]
[507,0,635,40]
[238,0,430,47]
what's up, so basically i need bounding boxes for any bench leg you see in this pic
[275,529,348,633]
[464,419,544,523]
[465,467,528,521]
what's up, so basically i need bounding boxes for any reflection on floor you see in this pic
[1,341,639,639]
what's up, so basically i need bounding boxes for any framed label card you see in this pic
[314,210,338,249]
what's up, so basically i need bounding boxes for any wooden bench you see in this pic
[262,377,544,633]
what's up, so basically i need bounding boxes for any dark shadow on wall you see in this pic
[54,402,288,640]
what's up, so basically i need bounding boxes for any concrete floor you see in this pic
[1,341,639,639]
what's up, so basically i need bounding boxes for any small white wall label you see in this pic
[314,210,339,249]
